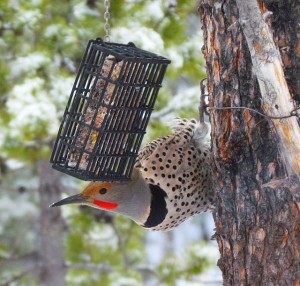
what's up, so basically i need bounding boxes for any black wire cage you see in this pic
[50,38,171,181]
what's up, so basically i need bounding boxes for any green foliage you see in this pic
[0,0,210,285]
[0,0,205,162]
[63,207,145,286]
[157,242,211,285]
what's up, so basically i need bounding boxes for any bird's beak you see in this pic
[50,194,88,207]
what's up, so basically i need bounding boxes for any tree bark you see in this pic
[199,0,300,285]
[37,159,66,286]
[264,0,300,103]
[236,0,300,177]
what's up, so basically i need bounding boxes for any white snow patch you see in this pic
[66,273,87,284]
[88,225,118,249]
[17,9,42,27]
[180,32,203,58]
[7,0,20,8]
[145,1,164,21]
[110,276,141,286]
[44,24,76,44]
[29,0,42,6]
[10,52,50,77]
[73,2,100,18]
[0,195,37,223]
[187,243,219,262]
[166,48,184,69]
[5,159,25,169]
[6,77,59,139]
[111,27,164,53]
[49,75,74,109]
[60,203,80,221]
[44,24,61,37]
[151,85,199,122]
[170,86,199,108]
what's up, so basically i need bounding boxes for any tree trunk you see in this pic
[37,159,66,286]
[264,0,300,103]
[199,0,300,285]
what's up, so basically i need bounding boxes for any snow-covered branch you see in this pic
[65,261,112,273]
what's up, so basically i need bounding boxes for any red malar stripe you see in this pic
[93,199,118,210]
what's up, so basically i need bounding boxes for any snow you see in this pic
[16,9,42,27]
[111,276,141,286]
[6,0,20,9]
[60,201,80,221]
[145,214,222,286]
[111,27,164,54]
[5,159,25,169]
[6,77,59,139]
[44,24,61,37]
[49,75,74,109]
[88,224,118,249]
[146,214,216,265]
[1,2,220,285]
[0,194,38,230]
[44,24,76,44]
[66,273,87,284]
[10,52,50,78]
[187,242,219,261]
[176,242,222,286]
[180,32,203,59]
[30,0,42,6]
[145,1,164,21]
[166,48,184,69]
[151,85,200,122]
[168,0,178,6]
[73,2,100,19]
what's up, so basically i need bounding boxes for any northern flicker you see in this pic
[51,118,214,231]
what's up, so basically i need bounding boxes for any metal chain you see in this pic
[104,0,110,42]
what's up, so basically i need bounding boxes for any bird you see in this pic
[51,118,214,231]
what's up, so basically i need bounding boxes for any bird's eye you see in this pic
[99,188,107,194]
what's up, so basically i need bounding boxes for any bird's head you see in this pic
[51,182,122,210]
[50,171,151,224]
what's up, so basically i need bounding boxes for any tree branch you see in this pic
[236,0,300,177]
[65,261,111,273]
[0,252,39,286]
[0,251,39,272]
[0,269,35,286]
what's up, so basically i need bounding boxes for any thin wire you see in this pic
[207,106,300,120]
[104,0,110,42]
[199,78,300,121]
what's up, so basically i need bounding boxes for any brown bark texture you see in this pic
[37,159,66,286]
[199,0,300,285]
[264,0,300,103]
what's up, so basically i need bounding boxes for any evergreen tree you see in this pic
[0,1,217,285]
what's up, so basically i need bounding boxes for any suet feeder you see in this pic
[50,38,171,181]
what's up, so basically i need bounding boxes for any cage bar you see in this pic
[50,38,171,181]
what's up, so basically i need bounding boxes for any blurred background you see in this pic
[0,0,221,285]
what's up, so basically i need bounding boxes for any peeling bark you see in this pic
[236,0,300,177]
[199,0,300,285]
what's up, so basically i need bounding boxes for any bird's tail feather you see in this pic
[168,117,210,148]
